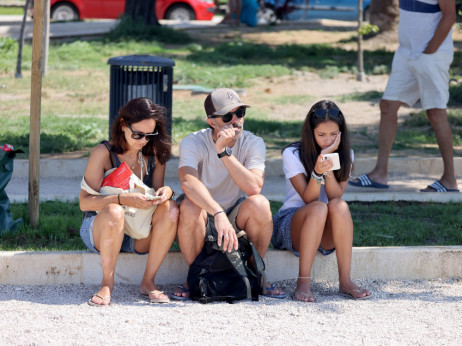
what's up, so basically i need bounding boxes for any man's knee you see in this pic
[178,197,206,226]
[380,99,400,117]
[246,194,270,210]
[426,108,448,122]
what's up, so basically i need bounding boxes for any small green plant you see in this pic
[0,36,16,53]
[358,24,379,36]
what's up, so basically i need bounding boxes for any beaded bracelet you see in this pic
[311,170,325,186]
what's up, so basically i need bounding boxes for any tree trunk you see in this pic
[369,0,399,33]
[125,0,158,26]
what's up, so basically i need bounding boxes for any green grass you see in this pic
[1,200,461,251]
[270,201,462,247]
[0,6,23,15]
[392,111,462,152]
[0,24,461,156]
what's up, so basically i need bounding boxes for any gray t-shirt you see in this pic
[179,128,266,209]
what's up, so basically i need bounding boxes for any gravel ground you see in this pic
[1,278,461,345]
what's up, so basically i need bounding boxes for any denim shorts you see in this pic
[80,214,141,254]
[272,207,335,257]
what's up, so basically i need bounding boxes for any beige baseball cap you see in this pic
[204,88,250,116]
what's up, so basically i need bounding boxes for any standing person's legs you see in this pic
[321,198,370,299]
[417,52,457,191]
[424,108,458,190]
[366,99,401,185]
[90,204,126,305]
[137,200,179,302]
[290,201,328,302]
[350,51,417,188]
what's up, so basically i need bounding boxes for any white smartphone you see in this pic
[146,195,162,201]
[322,153,341,171]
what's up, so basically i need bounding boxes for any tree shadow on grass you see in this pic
[187,42,394,75]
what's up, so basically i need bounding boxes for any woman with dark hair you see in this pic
[80,97,178,306]
[272,100,371,302]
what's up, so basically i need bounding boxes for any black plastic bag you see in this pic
[0,146,24,233]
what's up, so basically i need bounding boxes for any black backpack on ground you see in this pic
[187,214,267,304]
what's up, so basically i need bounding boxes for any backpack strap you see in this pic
[205,215,257,300]
[247,238,267,295]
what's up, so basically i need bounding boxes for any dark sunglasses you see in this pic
[313,108,340,119]
[127,124,158,140]
[209,107,246,123]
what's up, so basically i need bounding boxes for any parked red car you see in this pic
[34,0,215,22]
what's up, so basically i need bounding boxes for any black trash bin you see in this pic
[107,55,175,136]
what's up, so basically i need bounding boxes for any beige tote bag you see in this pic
[80,169,157,240]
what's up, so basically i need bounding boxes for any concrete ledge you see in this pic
[1,246,461,285]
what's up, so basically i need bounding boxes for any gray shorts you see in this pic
[80,214,143,254]
[272,207,335,257]
[176,194,245,232]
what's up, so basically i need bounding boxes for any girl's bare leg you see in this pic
[291,201,328,302]
[321,198,370,299]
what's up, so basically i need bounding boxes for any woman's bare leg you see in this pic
[137,201,179,301]
[90,204,125,305]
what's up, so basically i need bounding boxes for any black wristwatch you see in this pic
[217,147,232,159]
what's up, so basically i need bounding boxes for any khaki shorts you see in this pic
[383,50,453,110]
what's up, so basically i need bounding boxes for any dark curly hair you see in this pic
[110,97,171,165]
[285,99,352,182]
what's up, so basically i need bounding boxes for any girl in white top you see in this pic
[272,100,371,302]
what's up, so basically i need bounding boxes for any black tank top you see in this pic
[101,140,156,188]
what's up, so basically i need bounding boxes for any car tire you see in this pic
[165,4,196,21]
[51,3,79,21]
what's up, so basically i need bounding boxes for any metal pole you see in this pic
[357,0,365,82]
[42,0,50,75]
[29,0,45,227]
[15,0,32,78]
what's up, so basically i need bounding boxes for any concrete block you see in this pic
[1,247,461,286]
[0,251,83,285]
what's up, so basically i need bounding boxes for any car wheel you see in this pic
[165,4,196,21]
[51,3,79,21]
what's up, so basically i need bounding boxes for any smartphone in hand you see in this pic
[322,153,341,171]
[146,195,162,201]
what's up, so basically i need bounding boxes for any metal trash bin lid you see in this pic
[107,55,175,67]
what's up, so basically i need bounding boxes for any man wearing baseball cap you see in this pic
[172,88,285,300]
